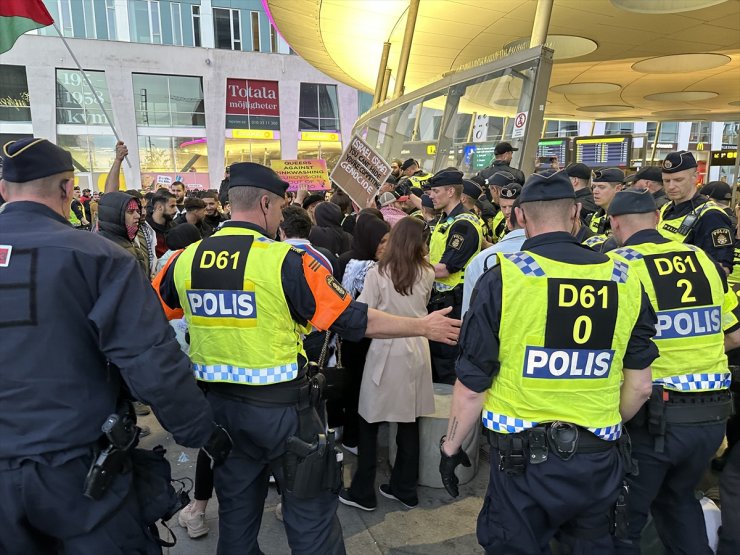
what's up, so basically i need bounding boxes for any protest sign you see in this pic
[271,159,331,191]
[330,135,392,207]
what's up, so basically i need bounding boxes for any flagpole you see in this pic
[52,21,131,168]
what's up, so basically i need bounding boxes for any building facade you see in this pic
[0,0,373,191]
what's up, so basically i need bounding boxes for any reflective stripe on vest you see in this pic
[429,210,482,291]
[193,362,299,385]
[657,199,727,243]
[173,227,305,386]
[482,250,643,441]
[609,242,735,392]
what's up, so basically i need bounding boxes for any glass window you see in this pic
[57,135,116,173]
[130,0,162,44]
[214,8,241,50]
[58,0,75,37]
[171,3,183,46]
[56,69,112,126]
[192,5,201,47]
[689,121,711,143]
[722,122,739,146]
[299,83,340,132]
[270,24,277,53]
[133,73,205,127]
[605,122,633,135]
[358,91,373,116]
[251,12,260,52]
[138,136,209,174]
[658,122,678,143]
[0,65,31,123]
[106,0,117,40]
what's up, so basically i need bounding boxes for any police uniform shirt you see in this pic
[437,203,481,273]
[457,231,659,393]
[159,221,369,359]
[662,193,734,271]
[0,201,215,461]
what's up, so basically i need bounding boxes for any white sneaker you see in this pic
[178,502,209,539]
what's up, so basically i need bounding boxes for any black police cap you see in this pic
[462,179,482,199]
[520,170,575,203]
[228,162,289,196]
[421,194,434,209]
[409,186,424,198]
[500,183,522,200]
[626,166,663,184]
[565,162,591,180]
[470,173,487,187]
[488,171,517,188]
[400,158,417,171]
[607,189,657,216]
[2,138,74,183]
[662,151,697,173]
[700,181,732,201]
[592,168,625,183]
[427,169,463,188]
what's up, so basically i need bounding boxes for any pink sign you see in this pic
[271,159,331,191]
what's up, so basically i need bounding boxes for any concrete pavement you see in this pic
[140,413,486,554]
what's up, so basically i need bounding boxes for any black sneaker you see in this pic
[379,484,418,509]
[338,489,376,511]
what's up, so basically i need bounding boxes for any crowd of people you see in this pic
[1,134,739,555]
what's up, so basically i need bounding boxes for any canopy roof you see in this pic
[265,0,740,121]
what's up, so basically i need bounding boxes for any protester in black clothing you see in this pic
[175,196,212,237]
[97,191,150,276]
[218,166,230,206]
[309,201,353,257]
[478,142,526,184]
[147,190,177,258]
[201,190,225,234]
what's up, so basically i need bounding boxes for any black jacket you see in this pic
[479,159,526,185]
[309,202,353,257]
[97,192,149,276]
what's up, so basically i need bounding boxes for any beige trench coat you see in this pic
[357,265,435,423]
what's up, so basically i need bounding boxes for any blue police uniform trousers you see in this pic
[718,442,740,554]
[0,452,159,554]
[208,392,345,555]
[614,422,725,555]
[479,443,623,555]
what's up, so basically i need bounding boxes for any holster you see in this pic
[610,481,630,539]
[496,434,526,476]
[281,376,343,499]
[647,385,667,453]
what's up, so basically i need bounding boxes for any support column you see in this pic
[393,0,420,98]
[380,68,391,102]
[373,42,391,105]
[113,0,130,42]
[530,0,554,47]
[731,129,740,209]
[200,0,215,49]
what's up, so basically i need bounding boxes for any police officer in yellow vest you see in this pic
[606,189,740,554]
[486,171,517,243]
[659,150,734,273]
[439,170,659,554]
[427,168,483,384]
[157,162,461,554]
[461,178,489,245]
[397,158,432,195]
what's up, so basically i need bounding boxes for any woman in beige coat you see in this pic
[339,217,435,511]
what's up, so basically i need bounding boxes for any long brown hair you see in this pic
[378,217,432,296]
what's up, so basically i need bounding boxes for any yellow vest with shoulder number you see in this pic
[482,251,643,441]
[408,172,432,189]
[609,241,735,392]
[173,226,306,385]
[429,211,482,291]
[657,199,728,243]
[588,210,610,236]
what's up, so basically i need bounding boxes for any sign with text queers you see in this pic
[330,135,392,207]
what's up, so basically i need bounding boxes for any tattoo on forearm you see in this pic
[449,417,459,443]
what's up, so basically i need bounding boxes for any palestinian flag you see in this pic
[0,0,53,54]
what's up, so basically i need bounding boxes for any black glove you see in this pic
[439,436,471,498]
[203,423,233,468]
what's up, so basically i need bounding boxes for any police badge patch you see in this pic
[450,233,465,250]
[711,228,732,248]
